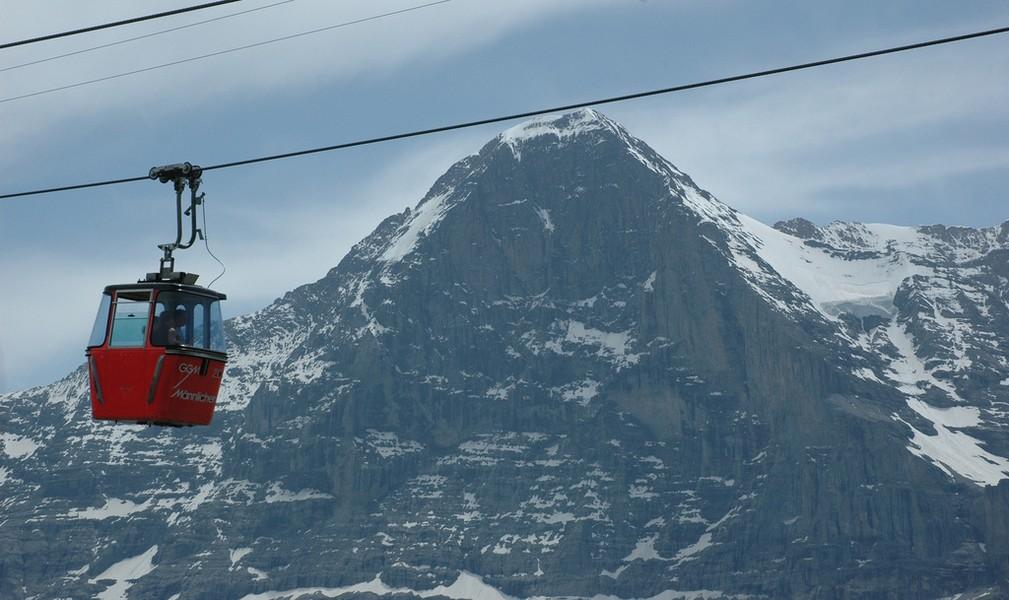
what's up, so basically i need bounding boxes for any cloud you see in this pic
[0,255,111,392]
[0,0,608,160]
[613,30,1009,223]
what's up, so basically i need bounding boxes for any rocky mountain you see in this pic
[2,109,1008,599]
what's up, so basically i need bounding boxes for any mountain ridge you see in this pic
[773,216,1009,261]
[1,109,1008,599]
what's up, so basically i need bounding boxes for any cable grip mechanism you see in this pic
[145,162,204,284]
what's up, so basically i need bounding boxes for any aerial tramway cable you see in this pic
[1,0,297,74]
[0,0,454,105]
[0,0,243,50]
[1,23,1007,201]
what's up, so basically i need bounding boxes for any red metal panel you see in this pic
[89,349,224,426]
[89,346,161,422]
[149,355,223,426]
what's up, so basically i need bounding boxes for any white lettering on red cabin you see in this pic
[170,388,217,404]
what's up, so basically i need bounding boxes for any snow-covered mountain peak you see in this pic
[498,108,615,147]
[494,108,691,182]
[372,109,720,270]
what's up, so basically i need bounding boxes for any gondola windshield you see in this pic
[87,294,112,348]
[151,292,225,351]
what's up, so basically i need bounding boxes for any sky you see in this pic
[1,0,1007,393]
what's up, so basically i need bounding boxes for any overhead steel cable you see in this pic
[0,0,297,74]
[1,23,1008,200]
[0,0,242,50]
[0,0,454,105]
[0,175,152,199]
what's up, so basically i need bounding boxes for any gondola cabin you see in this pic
[86,281,227,426]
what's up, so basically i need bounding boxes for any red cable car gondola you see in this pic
[85,163,228,426]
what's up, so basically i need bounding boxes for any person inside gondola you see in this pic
[152,307,188,346]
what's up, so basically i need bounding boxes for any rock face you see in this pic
[2,109,1008,600]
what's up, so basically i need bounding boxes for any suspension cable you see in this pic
[1,0,296,74]
[1,24,1007,200]
[1,1,242,50]
[0,0,453,105]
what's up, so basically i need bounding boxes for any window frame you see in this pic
[86,293,113,348]
[151,290,225,353]
[107,290,154,348]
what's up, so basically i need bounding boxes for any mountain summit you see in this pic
[2,110,1008,599]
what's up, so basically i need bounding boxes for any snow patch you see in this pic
[89,545,158,600]
[284,351,333,385]
[643,271,657,292]
[381,191,455,264]
[534,207,555,233]
[486,382,515,401]
[645,517,667,529]
[187,441,223,477]
[908,399,981,429]
[240,570,514,600]
[0,433,40,459]
[562,321,639,368]
[673,533,714,564]
[735,214,926,317]
[66,497,150,520]
[624,535,666,562]
[230,547,253,569]
[885,322,963,402]
[551,379,601,406]
[538,512,576,525]
[265,483,333,503]
[854,367,883,383]
[898,399,1009,486]
[241,568,739,600]
[500,109,610,159]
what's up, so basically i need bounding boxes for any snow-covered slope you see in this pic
[752,218,1008,485]
[638,179,1009,488]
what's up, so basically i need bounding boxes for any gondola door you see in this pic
[88,289,163,423]
[143,289,225,426]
